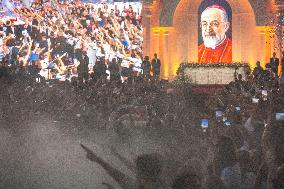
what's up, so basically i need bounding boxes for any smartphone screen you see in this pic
[201,119,209,129]
[235,106,241,112]
[22,29,27,35]
[106,70,110,76]
[224,120,231,126]
[47,63,55,69]
[262,90,268,101]
[215,111,223,118]
[252,98,259,103]
[276,113,284,121]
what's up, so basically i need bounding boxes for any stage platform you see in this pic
[178,63,250,85]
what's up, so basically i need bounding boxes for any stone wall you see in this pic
[157,0,275,27]
[141,0,281,79]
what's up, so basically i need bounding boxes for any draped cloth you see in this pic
[198,36,232,63]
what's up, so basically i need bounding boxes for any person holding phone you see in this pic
[38,40,53,79]
[200,118,211,136]
[19,39,33,67]
[29,42,45,66]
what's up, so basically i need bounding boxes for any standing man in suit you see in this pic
[151,53,161,80]
[270,52,279,77]
[77,49,89,83]
[141,56,151,80]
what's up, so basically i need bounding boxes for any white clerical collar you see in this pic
[215,35,227,49]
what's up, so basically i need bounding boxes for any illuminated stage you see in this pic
[142,0,284,81]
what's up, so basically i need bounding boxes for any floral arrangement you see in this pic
[176,62,250,75]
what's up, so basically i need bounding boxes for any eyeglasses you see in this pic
[200,21,223,28]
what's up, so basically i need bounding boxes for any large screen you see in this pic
[198,0,232,63]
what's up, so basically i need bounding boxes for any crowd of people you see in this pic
[0,0,164,83]
[0,1,284,189]
[1,56,283,189]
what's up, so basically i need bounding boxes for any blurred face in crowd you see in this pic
[83,9,88,16]
[24,19,29,25]
[201,8,230,49]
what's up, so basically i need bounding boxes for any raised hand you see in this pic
[102,182,115,189]
[80,144,99,162]
[29,39,34,46]
[80,143,135,189]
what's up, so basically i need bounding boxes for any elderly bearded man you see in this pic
[198,5,232,63]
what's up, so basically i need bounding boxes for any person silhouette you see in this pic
[81,144,164,189]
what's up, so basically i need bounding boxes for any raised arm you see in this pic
[53,63,64,75]
[46,43,53,62]
[109,146,136,174]
[102,182,115,189]
[23,39,33,66]
[81,144,135,189]
[38,47,46,55]
[57,53,67,71]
